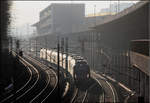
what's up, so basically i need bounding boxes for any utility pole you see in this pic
[93,5,96,70]
[65,37,68,72]
[90,31,92,69]
[16,39,20,55]
[57,36,60,102]
[45,37,47,60]
[10,36,13,53]
[118,0,120,12]
[35,38,37,57]
[116,3,118,13]
[29,39,31,55]
[110,0,111,15]
[94,5,96,26]
[27,23,31,55]
[61,38,64,67]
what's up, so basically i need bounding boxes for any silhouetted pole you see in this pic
[16,39,20,55]
[139,70,141,96]
[93,5,96,70]
[57,36,61,102]
[29,39,31,54]
[118,0,120,12]
[65,37,68,72]
[35,38,37,57]
[110,0,111,15]
[10,36,13,53]
[61,38,64,67]
[90,31,92,69]
[116,3,118,13]
[45,37,47,59]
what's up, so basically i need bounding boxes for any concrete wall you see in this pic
[52,4,85,34]
[94,2,149,50]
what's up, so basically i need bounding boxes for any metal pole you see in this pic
[61,38,64,67]
[118,0,120,12]
[110,0,111,15]
[116,3,117,13]
[35,38,37,57]
[93,31,95,70]
[45,37,47,60]
[94,5,96,26]
[139,70,141,96]
[16,39,19,55]
[90,31,92,70]
[29,39,31,55]
[65,37,68,72]
[10,37,13,53]
[57,36,60,102]
[94,5,96,70]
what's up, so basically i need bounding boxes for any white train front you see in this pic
[40,48,90,82]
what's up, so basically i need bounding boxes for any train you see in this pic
[19,49,23,57]
[40,48,90,82]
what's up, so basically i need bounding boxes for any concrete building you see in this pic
[32,3,113,36]
[33,3,85,36]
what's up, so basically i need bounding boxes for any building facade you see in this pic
[33,3,85,36]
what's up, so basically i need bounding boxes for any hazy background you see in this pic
[9,1,138,38]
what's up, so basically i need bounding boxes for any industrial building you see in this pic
[33,3,85,35]
[32,3,112,36]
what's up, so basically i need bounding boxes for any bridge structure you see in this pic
[91,1,149,102]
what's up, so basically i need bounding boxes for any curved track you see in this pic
[0,53,58,103]
[0,52,31,102]
[70,71,118,103]
[92,71,119,102]
[1,53,39,103]
[26,55,58,103]
[71,78,104,103]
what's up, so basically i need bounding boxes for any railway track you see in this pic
[25,55,58,103]
[0,53,39,103]
[91,71,119,103]
[0,52,31,101]
[70,71,118,103]
[71,78,104,103]
[0,52,58,103]
[27,52,74,103]
[71,88,87,103]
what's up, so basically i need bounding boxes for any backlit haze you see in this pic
[9,1,138,38]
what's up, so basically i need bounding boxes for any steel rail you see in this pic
[0,52,33,103]
[81,82,98,103]
[15,57,40,100]
[71,88,79,103]
[26,55,58,103]
[105,80,116,103]
[92,76,105,102]
[41,70,57,103]
[81,90,88,103]
[27,56,52,103]
[92,71,117,102]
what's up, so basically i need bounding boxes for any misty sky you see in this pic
[10,1,138,28]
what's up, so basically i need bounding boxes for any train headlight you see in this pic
[75,74,77,79]
[87,74,89,78]
[87,74,90,78]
